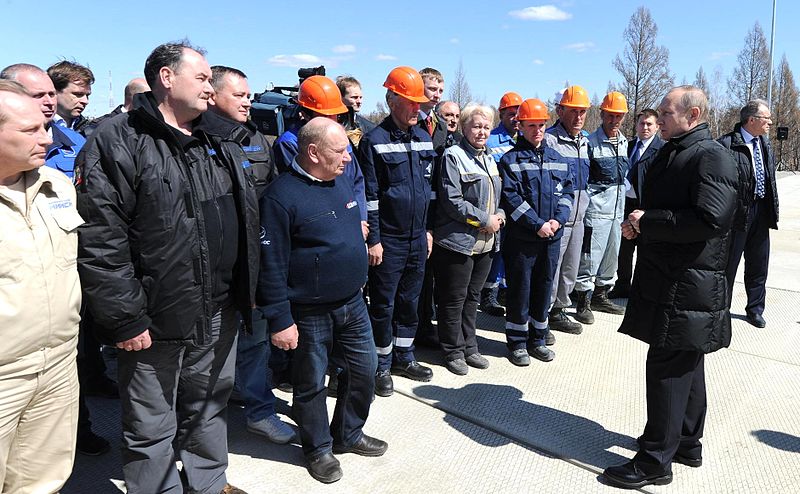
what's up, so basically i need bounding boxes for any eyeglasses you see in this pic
[753,115,772,121]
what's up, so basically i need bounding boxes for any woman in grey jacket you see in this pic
[431,103,505,375]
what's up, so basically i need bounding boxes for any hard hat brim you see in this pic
[309,103,349,116]
[401,93,429,104]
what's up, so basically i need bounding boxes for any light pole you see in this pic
[767,0,777,107]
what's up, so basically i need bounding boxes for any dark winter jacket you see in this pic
[717,124,779,231]
[627,134,665,203]
[619,123,738,353]
[75,92,260,346]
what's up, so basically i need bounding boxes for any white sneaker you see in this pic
[247,414,296,444]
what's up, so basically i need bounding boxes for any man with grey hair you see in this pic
[259,117,385,483]
[603,86,738,489]
[718,99,779,328]
[76,41,258,494]
[0,80,81,493]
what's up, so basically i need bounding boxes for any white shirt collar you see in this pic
[291,158,322,182]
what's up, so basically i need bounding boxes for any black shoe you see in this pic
[673,452,703,468]
[479,287,505,317]
[77,430,110,456]
[548,308,583,334]
[602,460,672,489]
[591,286,626,315]
[333,434,388,457]
[391,361,433,382]
[306,452,342,484]
[545,332,556,346]
[746,313,766,328]
[375,370,393,397]
[84,376,120,399]
[574,290,595,324]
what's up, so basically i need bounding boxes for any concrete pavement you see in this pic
[64,174,800,494]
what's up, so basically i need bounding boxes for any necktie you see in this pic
[631,139,643,163]
[752,137,766,199]
[426,114,434,136]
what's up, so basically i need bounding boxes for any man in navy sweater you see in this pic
[258,118,386,484]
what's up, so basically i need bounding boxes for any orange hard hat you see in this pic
[297,75,348,115]
[559,85,591,109]
[499,92,523,111]
[383,66,429,103]
[516,98,550,121]
[600,91,628,113]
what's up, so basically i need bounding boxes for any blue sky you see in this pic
[2,0,796,118]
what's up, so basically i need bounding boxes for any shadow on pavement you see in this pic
[413,383,635,469]
[751,429,800,453]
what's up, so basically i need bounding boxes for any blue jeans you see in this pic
[291,291,377,459]
[235,308,277,423]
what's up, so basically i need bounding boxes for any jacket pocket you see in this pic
[49,204,84,270]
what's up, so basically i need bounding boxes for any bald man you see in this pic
[81,77,150,137]
[258,118,386,484]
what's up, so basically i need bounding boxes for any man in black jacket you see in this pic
[259,118,386,484]
[718,99,780,328]
[602,86,737,489]
[76,42,257,494]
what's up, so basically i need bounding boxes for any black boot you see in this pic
[548,307,583,334]
[591,286,626,315]
[573,290,595,324]
[479,286,505,317]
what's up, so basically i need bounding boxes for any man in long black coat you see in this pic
[602,86,738,489]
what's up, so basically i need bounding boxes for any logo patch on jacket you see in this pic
[346,200,357,209]
[49,199,73,210]
[555,183,563,193]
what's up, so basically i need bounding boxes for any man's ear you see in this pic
[307,143,319,164]
[159,67,174,90]
[688,106,701,124]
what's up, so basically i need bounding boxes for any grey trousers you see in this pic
[118,304,238,494]
[550,192,590,309]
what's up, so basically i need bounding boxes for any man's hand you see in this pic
[368,243,383,266]
[116,329,152,352]
[361,221,369,241]
[628,210,645,233]
[271,324,299,351]
[537,222,555,238]
[426,231,433,259]
[621,219,639,240]
[548,219,561,233]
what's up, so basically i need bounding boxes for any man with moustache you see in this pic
[359,66,436,397]
[545,86,592,335]
[75,41,257,494]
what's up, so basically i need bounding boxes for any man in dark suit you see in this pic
[718,99,780,328]
[610,109,664,298]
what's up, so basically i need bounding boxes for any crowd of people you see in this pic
[0,38,780,493]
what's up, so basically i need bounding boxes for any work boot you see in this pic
[479,286,505,317]
[573,290,595,325]
[607,284,630,299]
[591,286,626,315]
[548,307,583,334]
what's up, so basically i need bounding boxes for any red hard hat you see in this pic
[297,75,348,115]
[383,66,429,103]
[499,92,523,111]
[516,98,549,121]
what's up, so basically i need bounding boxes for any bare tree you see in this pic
[727,22,770,106]
[771,54,800,170]
[364,101,388,125]
[613,6,674,135]
[448,59,473,108]
[585,93,602,134]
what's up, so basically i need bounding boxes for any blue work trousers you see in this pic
[503,238,560,350]
[291,292,377,459]
[235,308,277,423]
[368,234,427,371]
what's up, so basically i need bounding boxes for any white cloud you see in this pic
[509,5,572,21]
[562,42,594,53]
[450,37,460,44]
[533,59,544,65]
[267,54,324,67]
[709,50,734,61]
[332,44,356,54]
[375,54,398,61]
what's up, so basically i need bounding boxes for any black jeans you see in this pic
[431,245,493,361]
